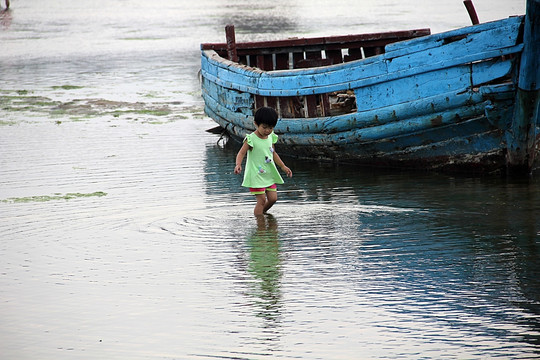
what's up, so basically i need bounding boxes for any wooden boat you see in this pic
[200,0,539,174]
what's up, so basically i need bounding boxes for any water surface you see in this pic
[1,1,538,359]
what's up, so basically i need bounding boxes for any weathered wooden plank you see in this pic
[350,133,503,168]
[471,57,513,85]
[349,118,502,155]
[278,115,502,158]
[320,94,331,117]
[295,58,333,69]
[202,81,514,135]
[202,93,255,130]
[225,25,239,62]
[201,70,258,95]
[506,0,540,172]
[354,66,471,112]
[278,97,292,117]
[255,95,265,109]
[363,46,383,57]
[201,29,431,52]
[325,49,342,64]
[201,51,262,86]
[291,96,304,117]
[516,1,540,92]
[292,52,304,68]
[246,45,521,96]
[277,108,498,146]
[385,20,521,72]
[257,54,273,70]
[238,55,248,66]
[305,50,321,60]
[219,37,425,59]
[254,60,384,93]
[376,131,504,170]
[303,85,512,134]
[266,96,277,110]
[275,53,289,70]
[323,40,394,52]
[203,86,512,144]
[204,98,506,172]
[355,57,514,112]
[345,48,362,62]
[201,77,252,114]
[200,10,536,173]
[202,56,509,132]
[355,104,488,141]
[256,55,265,70]
[305,95,318,118]
[384,16,522,56]
[202,31,521,98]
[202,16,517,113]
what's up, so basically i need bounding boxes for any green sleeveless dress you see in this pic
[241,132,284,188]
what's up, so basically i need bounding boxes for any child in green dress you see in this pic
[234,107,293,216]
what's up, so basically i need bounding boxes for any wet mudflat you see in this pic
[1,0,538,359]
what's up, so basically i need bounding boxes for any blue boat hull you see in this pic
[200,3,539,174]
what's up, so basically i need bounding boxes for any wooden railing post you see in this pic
[463,0,480,25]
[225,24,239,62]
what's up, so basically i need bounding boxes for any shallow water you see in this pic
[1,0,539,359]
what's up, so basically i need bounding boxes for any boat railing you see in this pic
[201,26,431,70]
[201,26,431,119]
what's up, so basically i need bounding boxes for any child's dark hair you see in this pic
[254,107,278,127]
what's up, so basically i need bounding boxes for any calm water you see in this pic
[1,0,539,359]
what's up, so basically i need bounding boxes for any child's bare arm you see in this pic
[273,150,292,177]
[234,142,250,174]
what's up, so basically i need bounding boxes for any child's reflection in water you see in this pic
[246,214,283,325]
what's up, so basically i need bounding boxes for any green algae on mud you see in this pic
[1,91,179,122]
[0,120,17,126]
[111,108,171,117]
[1,192,107,203]
[51,85,84,90]
[1,94,59,110]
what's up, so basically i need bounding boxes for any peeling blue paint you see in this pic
[201,2,539,174]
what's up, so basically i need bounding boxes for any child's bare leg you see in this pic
[254,194,267,216]
[263,190,277,214]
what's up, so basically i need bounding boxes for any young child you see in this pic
[234,107,292,216]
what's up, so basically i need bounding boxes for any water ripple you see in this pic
[1,1,538,359]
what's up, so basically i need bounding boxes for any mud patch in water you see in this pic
[51,85,85,91]
[0,89,192,123]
